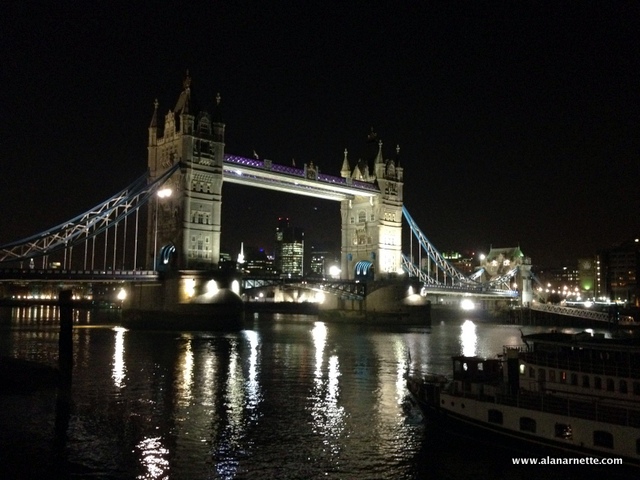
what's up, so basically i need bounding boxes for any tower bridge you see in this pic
[0,73,533,323]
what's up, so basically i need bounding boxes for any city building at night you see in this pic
[243,246,275,276]
[275,218,304,276]
[309,250,327,278]
[307,242,339,279]
[535,265,581,300]
[597,237,639,305]
[442,251,475,275]
[577,257,596,298]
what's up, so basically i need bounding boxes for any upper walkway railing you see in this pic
[224,155,379,192]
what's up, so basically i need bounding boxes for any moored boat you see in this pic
[407,331,640,466]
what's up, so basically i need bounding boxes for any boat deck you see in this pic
[446,386,640,428]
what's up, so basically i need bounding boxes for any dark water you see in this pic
[0,307,635,479]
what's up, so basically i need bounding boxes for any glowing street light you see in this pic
[328,265,341,279]
[153,188,172,270]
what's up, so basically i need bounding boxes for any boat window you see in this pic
[454,360,461,372]
[594,377,602,390]
[529,367,535,378]
[519,417,536,433]
[633,382,640,395]
[519,363,525,375]
[488,409,503,425]
[549,370,556,383]
[620,380,628,394]
[477,362,484,371]
[560,371,567,383]
[582,375,590,388]
[554,423,573,440]
[570,373,578,386]
[593,431,614,449]
[606,378,615,392]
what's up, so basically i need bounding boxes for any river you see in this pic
[0,307,633,479]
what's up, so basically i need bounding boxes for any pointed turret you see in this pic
[395,144,403,182]
[148,99,158,146]
[375,139,384,164]
[174,70,194,134]
[340,148,351,178]
[364,127,379,166]
[174,70,191,115]
[374,138,386,179]
[212,92,225,143]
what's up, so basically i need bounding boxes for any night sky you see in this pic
[1,2,638,268]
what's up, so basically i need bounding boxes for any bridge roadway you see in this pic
[0,268,159,283]
[241,276,518,300]
[0,269,516,302]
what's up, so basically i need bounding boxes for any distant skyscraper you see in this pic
[597,237,639,305]
[309,251,326,278]
[275,217,304,276]
[243,246,275,276]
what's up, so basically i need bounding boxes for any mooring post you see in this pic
[55,289,73,460]
[58,290,73,385]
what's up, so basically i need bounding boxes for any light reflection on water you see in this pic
[177,334,194,406]
[136,436,170,480]
[0,310,617,479]
[112,326,126,388]
[460,319,477,356]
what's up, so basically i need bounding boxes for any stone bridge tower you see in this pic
[340,130,404,280]
[146,73,225,270]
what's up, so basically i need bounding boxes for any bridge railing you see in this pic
[530,303,612,322]
[0,268,158,282]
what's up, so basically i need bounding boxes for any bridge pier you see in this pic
[122,270,243,330]
[320,277,431,324]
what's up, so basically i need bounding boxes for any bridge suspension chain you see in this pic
[0,163,180,267]
[401,206,476,287]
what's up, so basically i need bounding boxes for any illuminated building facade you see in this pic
[340,130,403,280]
[307,243,338,278]
[275,218,304,276]
[578,257,596,298]
[597,237,639,305]
[309,253,325,277]
[147,73,225,269]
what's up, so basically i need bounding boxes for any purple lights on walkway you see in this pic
[223,154,378,192]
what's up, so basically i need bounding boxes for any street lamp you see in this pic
[153,188,172,270]
[328,265,341,279]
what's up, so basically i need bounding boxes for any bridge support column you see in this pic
[122,270,244,329]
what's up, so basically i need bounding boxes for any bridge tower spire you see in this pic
[340,131,404,280]
[146,72,225,270]
[340,149,350,178]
